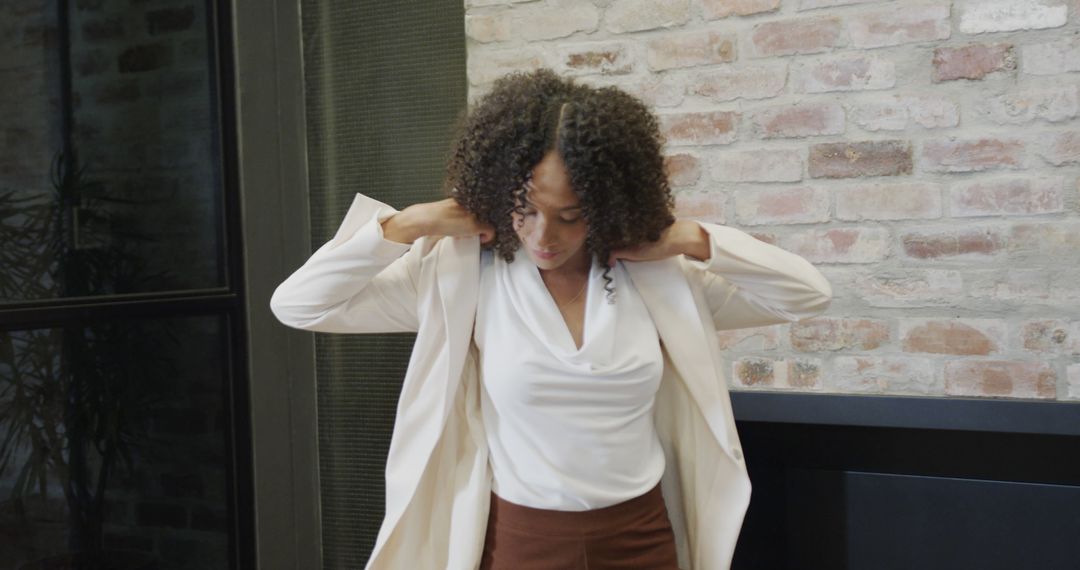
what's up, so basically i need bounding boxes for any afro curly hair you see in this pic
[443,68,676,298]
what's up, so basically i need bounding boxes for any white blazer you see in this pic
[270,193,832,569]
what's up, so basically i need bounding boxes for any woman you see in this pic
[271,69,832,569]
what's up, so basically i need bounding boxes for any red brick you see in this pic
[809,140,912,179]
[749,17,845,57]
[733,358,824,389]
[659,111,738,146]
[664,153,702,187]
[748,232,779,245]
[83,17,125,42]
[734,186,829,225]
[901,228,1004,259]
[932,44,1015,83]
[1009,222,1080,259]
[945,361,1057,400]
[950,177,1064,217]
[687,64,789,102]
[791,317,890,351]
[646,30,735,71]
[921,138,1025,173]
[749,102,845,139]
[1038,131,1080,166]
[1020,320,1070,353]
[783,227,890,263]
[833,356,937,394]
[558,42,633,76]
[674,191,725,224]
[787,359,823,389]
[711,149,803,182]
[847,4,950,49]
[901,318,1005,355]
[146,6,195,35]
[715,326,780,350]
[836,182,943,221]
[792,55,895,93]
[734,358,775,387]
[702,0,780,19]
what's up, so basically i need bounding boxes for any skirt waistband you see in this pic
[487,482,667,537]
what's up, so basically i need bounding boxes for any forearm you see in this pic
[673,219,711,263]
[380,205,428,245]
[686,220,832,323]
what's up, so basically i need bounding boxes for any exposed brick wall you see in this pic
[465,0,1080,402]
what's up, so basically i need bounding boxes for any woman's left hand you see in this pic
[607,219,710,267]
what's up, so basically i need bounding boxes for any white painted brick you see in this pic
[835,182,944,221]
[958,0,1068,34]
[847,4,951,49]
[849,95,960,131]
[733,185,830,225]
[1068,364,1080,400]
[833,356,938,394]
[645,30,736,71]
[687,63,789,102]
[465,4,599,43]
[978,85,1080,124]
[792,55,895,93]
[850,269,964,308]
[783,227,891,263]
[467,46,549,85]
[605,0,691,34]
[711,148,804,182]
[798,0,888,9]
[950,177,1065,217]
[1022,37,1080,75]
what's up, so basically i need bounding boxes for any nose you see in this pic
[535,215,558,249]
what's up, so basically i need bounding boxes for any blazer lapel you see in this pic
[625,258,739,462]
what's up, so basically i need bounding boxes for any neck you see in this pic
[539,251,591,282]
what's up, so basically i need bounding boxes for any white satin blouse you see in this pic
[474,249,667,511]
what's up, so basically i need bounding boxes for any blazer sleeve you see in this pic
[269,192,421,333]
[681,221,832,331]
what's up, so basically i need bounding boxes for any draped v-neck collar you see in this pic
[495,251,618,369]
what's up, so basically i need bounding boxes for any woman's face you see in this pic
[512,150,590,273]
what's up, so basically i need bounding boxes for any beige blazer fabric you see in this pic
[270,193,832,569]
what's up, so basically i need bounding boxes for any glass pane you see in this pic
[0,0,224,304]
[0,315,232,570]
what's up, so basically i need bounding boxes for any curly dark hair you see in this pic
[443,68,676,299]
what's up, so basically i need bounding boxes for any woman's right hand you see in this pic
[381,198,495,245]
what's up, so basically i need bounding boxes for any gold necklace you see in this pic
[556,279,587,308]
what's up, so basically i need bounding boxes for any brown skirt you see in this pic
[479,482,680,569]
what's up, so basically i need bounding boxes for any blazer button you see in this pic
[732,447,743,461]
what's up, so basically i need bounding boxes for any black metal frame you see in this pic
[732,391,1080,437]
[0,0,256,567]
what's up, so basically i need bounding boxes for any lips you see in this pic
[534,249,559,260]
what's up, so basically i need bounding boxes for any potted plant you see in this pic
[0,150,178,570]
